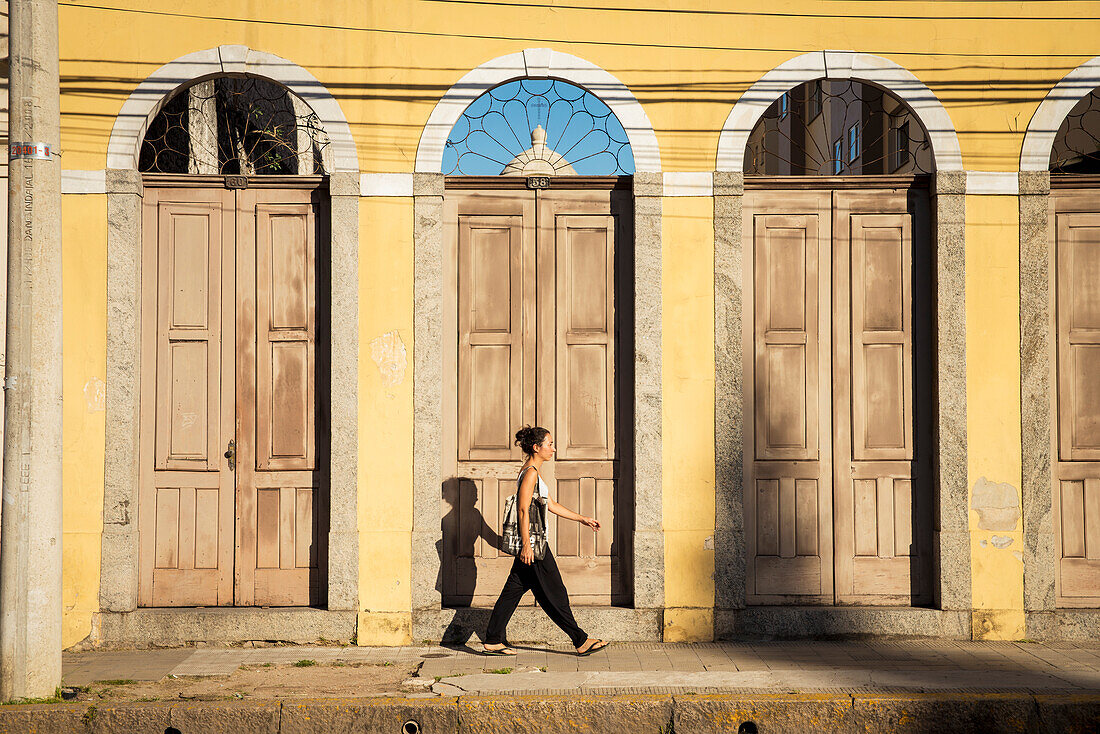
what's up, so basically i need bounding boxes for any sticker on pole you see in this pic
[9,143,52,160]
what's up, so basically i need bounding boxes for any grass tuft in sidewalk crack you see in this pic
[488,667,513,675]
[293,660,316,668]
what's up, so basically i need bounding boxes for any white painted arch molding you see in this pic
[106,45,358,172]
[717,50,963,172]
[1021,55,1100,171]
[415,48,661,173]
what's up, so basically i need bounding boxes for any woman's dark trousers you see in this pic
[484,548,588,648]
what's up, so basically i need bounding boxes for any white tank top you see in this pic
[517,466,550,500]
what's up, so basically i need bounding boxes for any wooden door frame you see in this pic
[101,171,360,625]
[743,180,932,607]
[440,183,634,607]
[715,172,972,638]
[413,173,665,640]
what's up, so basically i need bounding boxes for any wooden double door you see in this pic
[1052,186,1100,606]
[442,184,632,607]
[138,182,328,607]
[743,185,933,605]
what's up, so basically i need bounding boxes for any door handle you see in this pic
[225,439,236,471]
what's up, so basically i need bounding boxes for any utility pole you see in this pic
[1,0,63,701]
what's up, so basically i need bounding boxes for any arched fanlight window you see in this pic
[139,76,328,175]
[745,79,933,175]
[1051,86,1100,173]
[443,78,635,176]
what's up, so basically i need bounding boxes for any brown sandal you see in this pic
[576,639,609,657]
[483,644,518,656]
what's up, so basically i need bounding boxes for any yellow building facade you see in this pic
[30,0,1100,646]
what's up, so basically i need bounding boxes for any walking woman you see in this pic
[482,426,610,657]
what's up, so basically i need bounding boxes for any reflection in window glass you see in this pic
[891,120,911,172]
[744,79,932,175]
[139,76,327,175]
[1050,86,1100,173]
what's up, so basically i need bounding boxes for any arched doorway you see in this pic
[440,77,635,607]
[740,79,935,606]
[136,74,331,607]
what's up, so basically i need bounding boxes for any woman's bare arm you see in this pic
[548,498,601,530]
[517,468,537,563]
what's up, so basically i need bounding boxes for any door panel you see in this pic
[553,215,616,461]
[1057,213,1100,461]
[255,204,316,471]
[1053,200,1100,604]
[140,188,236,607]
[834,192,931,605]
[236,188,325,607]
[458,216,528,461]
[753,214,820,461]
[744,192,834,603]
[443,187,629,607]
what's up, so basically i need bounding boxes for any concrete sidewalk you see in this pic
[62,639,1100,695]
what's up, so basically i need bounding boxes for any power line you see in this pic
[424,0,1100,21]
[57,1,1100,58]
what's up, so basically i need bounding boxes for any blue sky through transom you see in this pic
[443,78,635,175]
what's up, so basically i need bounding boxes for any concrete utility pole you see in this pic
[0,0,63,700]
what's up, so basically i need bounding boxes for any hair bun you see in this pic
[513,425,549,456]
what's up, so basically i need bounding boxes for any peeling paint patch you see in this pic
[980,539,988,547]
[990,535,1014,549]
[970,477,1020,532]
[369,331,407,388]
[1013,550,1024,562]
[703,535,714,550]
[84,376,106,412]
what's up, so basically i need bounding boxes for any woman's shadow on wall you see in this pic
[436,477,506,644]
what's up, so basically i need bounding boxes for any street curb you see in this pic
[0,692,1098,732]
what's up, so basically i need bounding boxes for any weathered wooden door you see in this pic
[139,183,326,607]
[743,184,931,605]
[442,184,629,607]
[1052,189,1100,606]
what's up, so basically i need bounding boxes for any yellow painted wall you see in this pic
[662,196,716,642]
[50,0,1100,644]
[60,194,108,648]
[966,195,1025,640]
[356,197,415,645]
[58,1,1097,174]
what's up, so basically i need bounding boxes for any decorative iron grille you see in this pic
[443,78,634,176]
[139,76,327,175]
[1051,86,1100,173]
[744,79,933,175]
